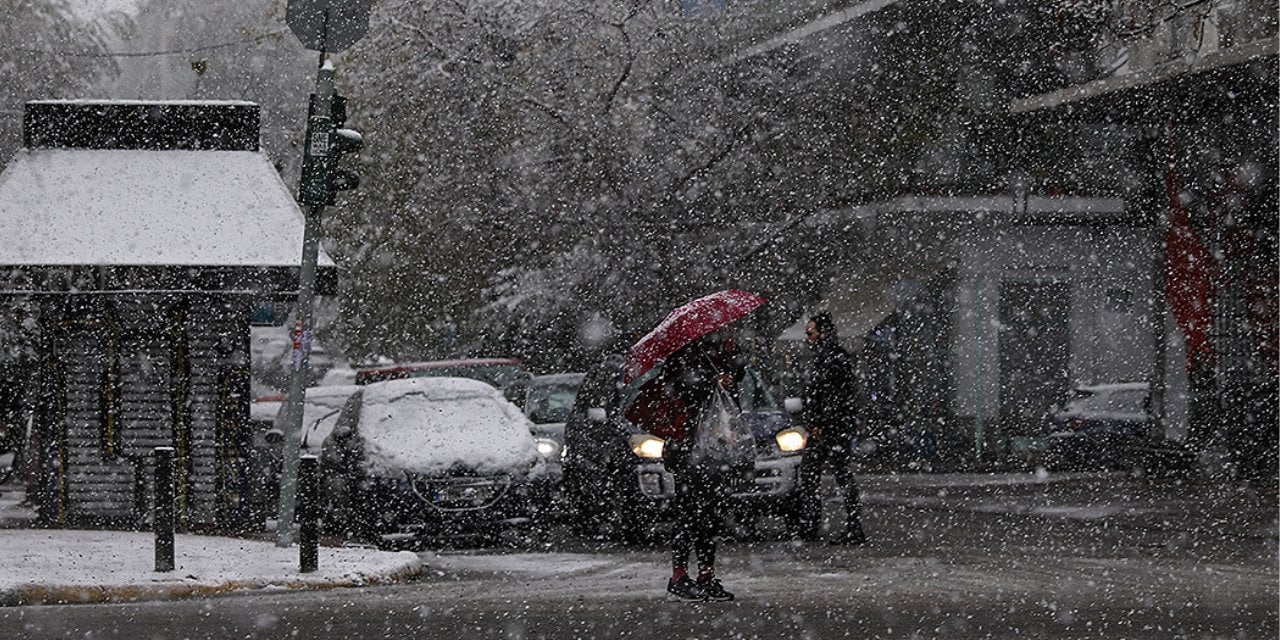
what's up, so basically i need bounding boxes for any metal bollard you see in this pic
[154,446,175,572]
[297,455,319,573]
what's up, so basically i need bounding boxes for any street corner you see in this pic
[0,530,424,606]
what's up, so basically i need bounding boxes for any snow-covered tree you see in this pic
[104,0,316,178]
[328,1,846,369]
[0,0,118,168]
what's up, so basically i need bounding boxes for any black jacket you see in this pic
[803,338,859,440]
[660,338,745,473]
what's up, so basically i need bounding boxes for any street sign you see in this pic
[286,0,373,53]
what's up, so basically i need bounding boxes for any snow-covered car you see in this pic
[1045,382,1150,470]
[519,372,585,514]
[562,357,806,542]
[319,377,546,547]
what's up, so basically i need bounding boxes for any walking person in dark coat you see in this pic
[795,311,866,544]
[633,330,744,601]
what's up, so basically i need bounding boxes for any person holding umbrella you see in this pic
[623,289,766,602]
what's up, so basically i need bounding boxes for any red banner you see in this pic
[1164,161,1216,364]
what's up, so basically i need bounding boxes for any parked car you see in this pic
[519,372,585,514]
[562,356,807,542]
[1045,382,1151,470]
[245,385,360,525]
[353,358,528,389]
[320,377,546,547]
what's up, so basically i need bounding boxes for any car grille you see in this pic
[754,438,785,460]
[410,475,511,512]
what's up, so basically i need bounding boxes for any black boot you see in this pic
[667,576,706,601]
[839,520,866,545]
[697,577,735,601]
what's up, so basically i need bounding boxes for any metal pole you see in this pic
[297,455,319,572]
[154,446,175,572]
[276,51,334,547]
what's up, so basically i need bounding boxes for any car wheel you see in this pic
[320,476,351,537]
[729,509,762,541]
[563,470,602,538]
[600,499,647,544]
[780,498,806,538]
[324,475,379,544]
[599,470,650,544]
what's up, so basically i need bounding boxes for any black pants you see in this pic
[670,466,732,575]
[796,436,862,536]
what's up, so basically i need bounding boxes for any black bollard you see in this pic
[154,446,175,572]
[297,455,319,573]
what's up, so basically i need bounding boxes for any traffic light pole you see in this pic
[276,53,335,547]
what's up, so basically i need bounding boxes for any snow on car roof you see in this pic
[357,377,542,478]
[1075,382,1149,393]
[529,372,585,385]
[361,376,509,403]
[356,358,522,373]
[305,384,362,399]
[249,399,283,422]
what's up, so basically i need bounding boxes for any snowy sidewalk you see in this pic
[0,528,422,606]
[0,491,421,606]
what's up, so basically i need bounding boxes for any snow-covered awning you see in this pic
[782,193,1131,341]
[779,277,898,343]
[0,148,335,295]
[1009,36,1278,120]
[0,100,337,295]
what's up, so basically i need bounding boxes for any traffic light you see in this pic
[297,93,362,207]
[325,94,362,204]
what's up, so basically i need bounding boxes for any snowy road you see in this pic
[4,474,1275,639]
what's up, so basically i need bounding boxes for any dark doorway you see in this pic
[998,280,1070,448]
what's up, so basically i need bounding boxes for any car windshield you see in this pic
[1064,388,1147,415]
[526,381,581,424]
[275,386,359,450]
[738,368,781,413]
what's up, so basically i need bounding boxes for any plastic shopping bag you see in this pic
[688,385,756,475]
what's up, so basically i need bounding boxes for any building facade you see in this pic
[0,101,338,529]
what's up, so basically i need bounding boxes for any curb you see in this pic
[0,554,423,607]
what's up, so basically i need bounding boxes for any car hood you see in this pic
[357,387,545,479]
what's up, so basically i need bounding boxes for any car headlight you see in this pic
[775,427,808,453]
[535,437,562,460]
[629,434,665,459]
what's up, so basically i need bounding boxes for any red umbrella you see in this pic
[623,288,767,385]
[621,289,766,438]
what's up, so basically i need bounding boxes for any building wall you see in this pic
[951,223,1155,423]
[34,295,252,530]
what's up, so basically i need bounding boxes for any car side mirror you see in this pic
[587,407,608,423]
[784,397,804,414]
